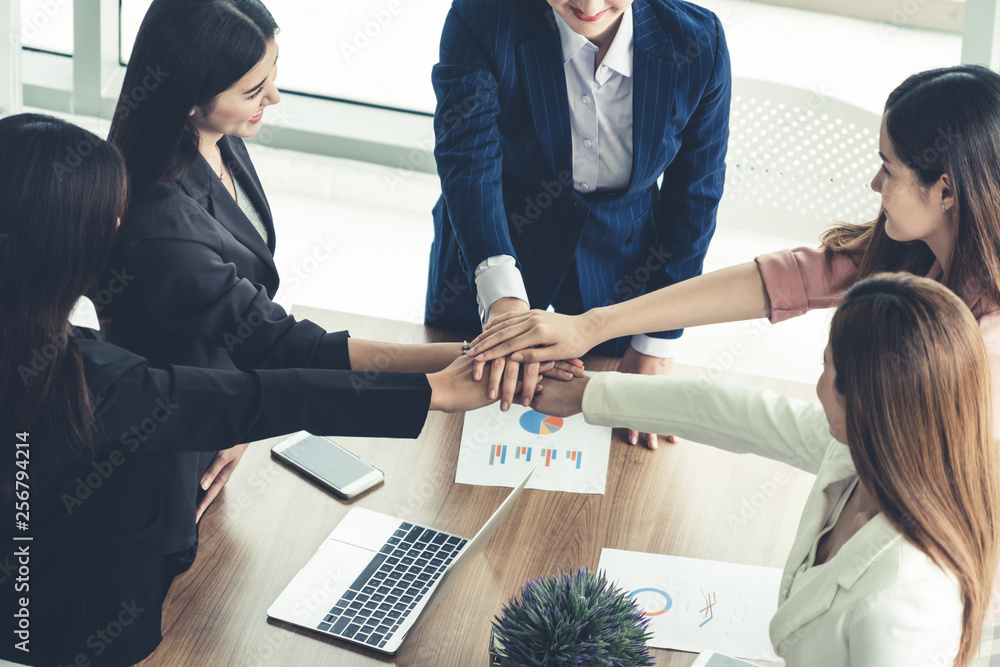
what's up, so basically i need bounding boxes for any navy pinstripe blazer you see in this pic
[425,0,730,351]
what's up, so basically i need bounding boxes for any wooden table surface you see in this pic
[139,308,818,667]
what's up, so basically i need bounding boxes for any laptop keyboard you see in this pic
[315,522,468,649]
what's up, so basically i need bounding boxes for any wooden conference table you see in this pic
[139,308,818,667]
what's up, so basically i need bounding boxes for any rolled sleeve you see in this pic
[755,246,860,323]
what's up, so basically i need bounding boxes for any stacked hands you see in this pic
[428,306,676,450]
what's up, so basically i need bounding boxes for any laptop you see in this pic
[267,467,535,654]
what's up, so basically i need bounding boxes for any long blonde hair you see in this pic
[830,273,1000,666]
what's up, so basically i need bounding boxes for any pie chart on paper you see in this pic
[519,410,564,435]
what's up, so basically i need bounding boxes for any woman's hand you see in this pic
[541,359,586,381]
[529,375,589,418]
[429,354,554,413]
[478,298,535,411]
[196,442,249,521]
[617,349,677,450]
[467,310,601,368]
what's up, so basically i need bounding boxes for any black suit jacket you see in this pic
[105,136,353,554]
[0,332,430,666]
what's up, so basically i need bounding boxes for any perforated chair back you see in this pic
[717,78,883,244]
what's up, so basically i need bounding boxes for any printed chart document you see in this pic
[599,549,784,662]
[456,400,612,494]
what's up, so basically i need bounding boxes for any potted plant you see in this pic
[489,567,655,666]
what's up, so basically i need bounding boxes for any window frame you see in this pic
[5,0,998,176]
[12,0,437,175]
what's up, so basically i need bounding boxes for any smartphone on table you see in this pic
[271,432,384,499]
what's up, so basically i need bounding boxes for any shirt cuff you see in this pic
[69,296,100,331]
[474,255,529,327]
[630,334,678,358]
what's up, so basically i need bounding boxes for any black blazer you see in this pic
[105,136,353,555]
[0,332,430,667]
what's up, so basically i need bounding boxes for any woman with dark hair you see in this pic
[0,113,493,666]
[104,0,553,583]
[531,272,1000,666]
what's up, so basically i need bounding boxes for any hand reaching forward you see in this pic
[475,299,584,410]
[428,354,555,413]
[617,347,677,450]
[529,374,589,419]
[468,309,600,367]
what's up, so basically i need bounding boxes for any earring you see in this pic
[942,203,948,213]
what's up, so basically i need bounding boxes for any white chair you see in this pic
[682,79,882,385]
[717,77,883,244]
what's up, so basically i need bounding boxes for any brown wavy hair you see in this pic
[822,65,1000,304]
[830,273,1000,666]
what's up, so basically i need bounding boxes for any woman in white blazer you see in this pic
[531,273,1000,666]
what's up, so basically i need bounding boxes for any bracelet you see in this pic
[462,340,471,355]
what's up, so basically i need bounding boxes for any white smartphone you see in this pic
[271,432,384,499]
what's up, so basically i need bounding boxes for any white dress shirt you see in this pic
[474,7,675,357]
[582,373,964,666]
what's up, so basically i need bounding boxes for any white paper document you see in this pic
[455,401,612,494]
[598,549,784,662]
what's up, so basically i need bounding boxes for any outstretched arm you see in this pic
[533,371,833,474]
[469,261,770,364]
[348,339,464,374]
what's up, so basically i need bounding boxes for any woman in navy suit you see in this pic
[0,114,492,666]
[104,0,471,585]
[426,0,731,449]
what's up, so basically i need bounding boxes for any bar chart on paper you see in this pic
[456,401,612,494]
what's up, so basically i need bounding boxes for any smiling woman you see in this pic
[103,0,469,604]
[187,39,280,152]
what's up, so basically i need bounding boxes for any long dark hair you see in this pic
[830,273,1000,667]
[108,0,278,206]
[823,65,1000,304]
[0,114,127,499]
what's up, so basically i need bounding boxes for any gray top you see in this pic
[232,175,269,245]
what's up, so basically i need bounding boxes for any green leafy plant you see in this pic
[491,567,655,667]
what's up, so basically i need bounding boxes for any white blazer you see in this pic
[582,373,963,666]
